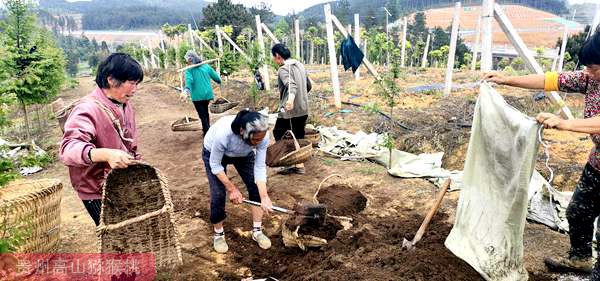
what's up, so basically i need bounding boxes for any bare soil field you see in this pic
[29,65,590,280]
[420,5,584,48]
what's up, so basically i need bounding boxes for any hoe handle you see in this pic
[243,200,292,214]
[412,179,451,244]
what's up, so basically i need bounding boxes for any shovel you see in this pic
[402,179,451,250]
[243,199,327,226]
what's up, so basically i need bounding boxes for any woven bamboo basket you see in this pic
[209,97,239,114]
[0,179,62,253]
[54,100,78,133]
[303,128,320,147]
[98,162,182,270]
[170,116,202,131]
[266,131,313,167]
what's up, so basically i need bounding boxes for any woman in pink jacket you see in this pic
[60,53,143,226]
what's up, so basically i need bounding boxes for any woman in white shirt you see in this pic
[202,109,273,253]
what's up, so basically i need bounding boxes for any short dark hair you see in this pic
[271,43,291,60]
[579,25,600,67]
[95,53,144,89]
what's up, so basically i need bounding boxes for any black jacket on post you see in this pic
[340,35,364,73]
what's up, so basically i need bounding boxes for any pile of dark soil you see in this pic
[316,184,367,216]
[219,212,485,281]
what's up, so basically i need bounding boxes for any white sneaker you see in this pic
[213,235,228,253]
[252,231,271,249]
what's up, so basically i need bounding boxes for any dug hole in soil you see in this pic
[216,184,482,281]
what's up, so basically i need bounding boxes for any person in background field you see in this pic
[484,26,600,279]
[60,53,143,226]
[271,43,312,175]
[183,50,221,136]
[202,109,273,253]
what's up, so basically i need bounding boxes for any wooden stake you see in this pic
[261,23,281,43]
[557,25,568,72]
[219,29,250,61]
[400,17,408,67]
[215,25,223,75]
[494,3,573,119]
[324,4,342,108]
[471,16,481,71]
[364,38,368,61]
[480,0,494,71]
[551,47,559,71]
[188,24,196,51]
[421,33,431,68]
[354,13,361,80]
[443,2,461,97]
[256,15,271,91]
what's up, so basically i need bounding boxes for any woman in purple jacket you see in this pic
[60,53,143,226]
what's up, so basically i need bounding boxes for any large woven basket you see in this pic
[171,116,202,131]
[304,128,321,147]
[267,131,313,167]
[98,162,182,270]
[209,97,239,114]
[0,179,62,253]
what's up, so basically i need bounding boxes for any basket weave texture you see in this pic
[209,98,238,114]
[266,131,313,167]
[304,128,321,147]
[0,179,63,253]
[171,116,202,131]
[98,163,182,270]
[54,100,78,133]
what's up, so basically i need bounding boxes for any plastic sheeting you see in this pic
[445,82,539,281]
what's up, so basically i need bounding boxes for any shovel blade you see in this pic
[294,203,327,225]
[402,238,414,250]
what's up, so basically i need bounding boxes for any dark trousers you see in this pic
[202,149,261,224]
[273,115,308,141]
[193,100,210,135]
[82,199,102,226]
[566,163,600,279]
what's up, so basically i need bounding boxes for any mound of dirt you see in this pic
[220,212,485,281]
[316,184,367,216]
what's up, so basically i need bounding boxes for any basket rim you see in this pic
[1,179,62,203]
[279,143,312,162]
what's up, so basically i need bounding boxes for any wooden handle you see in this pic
[412,179,451,244]
[242,200,292,214]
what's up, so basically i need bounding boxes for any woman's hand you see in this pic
[106,149,134,169]
[228,186,244,204]
[483,72,509,85]
[260,195,273,214]
[536,112,567,130]
[285,99,294,111]
[91,148,133,169]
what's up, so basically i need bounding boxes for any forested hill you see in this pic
[299,0,569,28]
[38,0,207,29]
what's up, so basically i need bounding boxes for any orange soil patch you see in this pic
[417,5,584,48]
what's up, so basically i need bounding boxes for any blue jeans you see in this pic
[202,149,261,224]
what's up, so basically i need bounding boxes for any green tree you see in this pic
[273,18,290,42]
[0,0,66,140]
[201,0,252,38]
